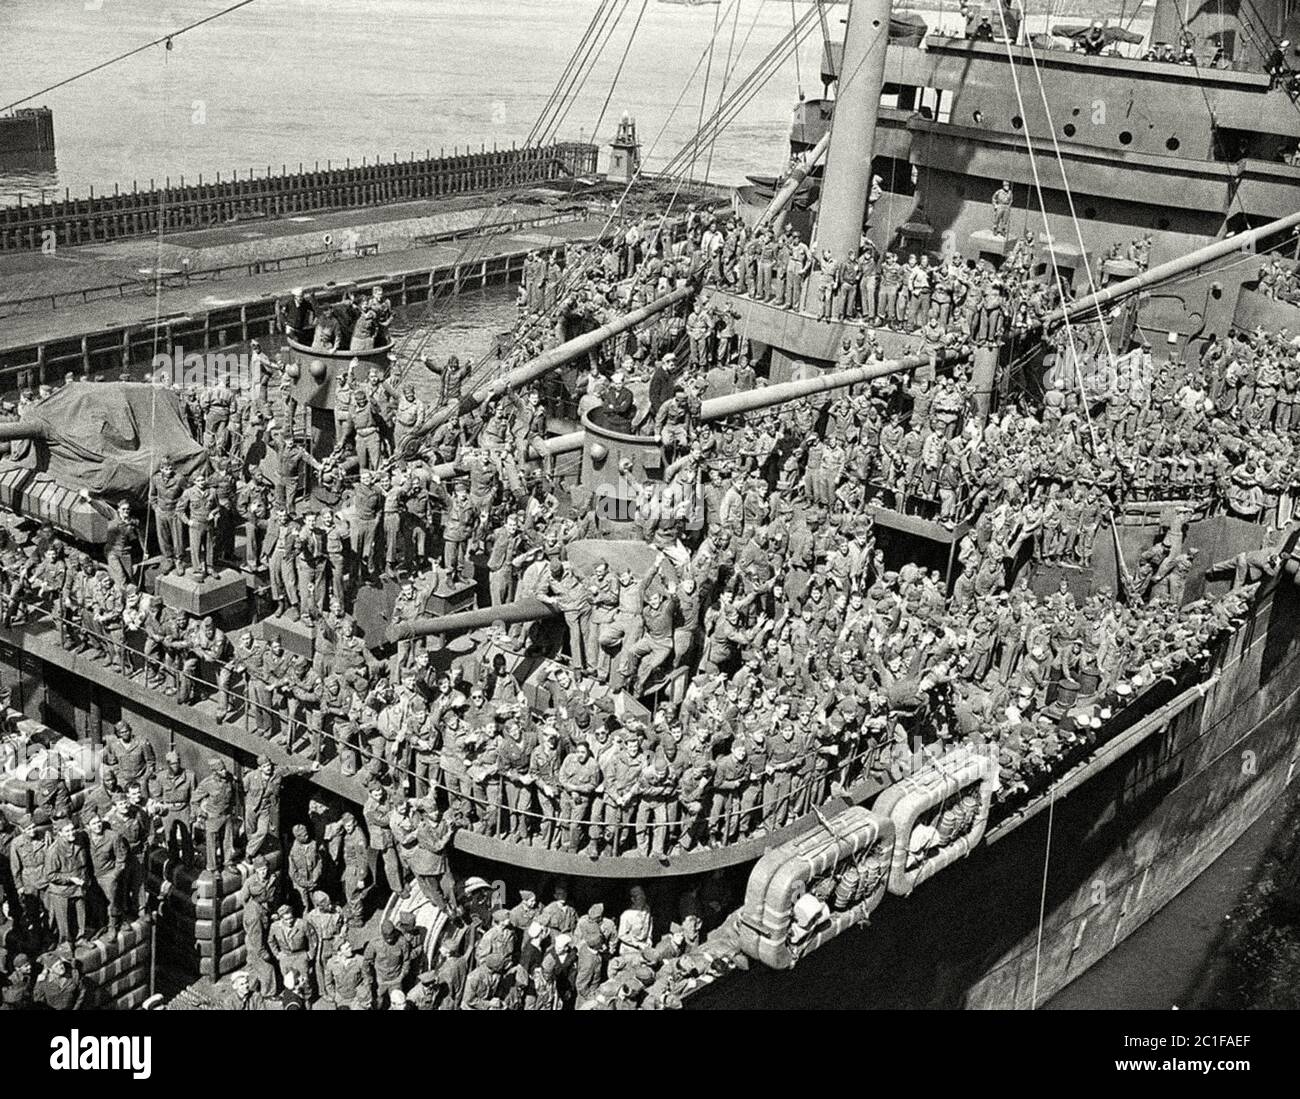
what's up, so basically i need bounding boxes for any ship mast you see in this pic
[812,0,893,263]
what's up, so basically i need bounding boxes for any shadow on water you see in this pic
[1047,781,1300,1009]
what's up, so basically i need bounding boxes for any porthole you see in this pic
[1119,130,1133,145]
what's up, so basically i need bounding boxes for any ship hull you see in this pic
[690,576,1300,1009]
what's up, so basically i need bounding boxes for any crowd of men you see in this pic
[0,193,1290,1010]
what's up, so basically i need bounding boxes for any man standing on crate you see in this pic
[153,750,196,865]
[85,810,129,936]
[194,757,238,871]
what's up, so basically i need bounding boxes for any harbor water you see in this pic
[0,1,1149,203]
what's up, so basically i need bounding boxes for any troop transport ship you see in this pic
[2,0,1300,1010]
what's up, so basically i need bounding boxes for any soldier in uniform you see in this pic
[9,819,49,938]
[323,938,374,1010]
[178,472,219,580]
[269,904,314,991]
[43,819,88,946]
[338,813,372,930]
[105,719,155,792]
[991,180,1014,237]
[104,501,140,588]
[351,385,382,473]
[85,811,129,935]
[245,755,315,860]
[350,472,383,582]
[287,823,322,915]
[194,757,238,871]
[147,460,189,573]
[434,476,478,585]
[153,750,195,865]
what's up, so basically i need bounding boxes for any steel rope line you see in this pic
[789,0,804,97]
[704,0,744,184]
[546,0,635,145]
[1014,22,1125,384]
[660,4,811,178]
[457,0,813,409]
[657,5,819,179]
[466,0,765,367]
[992,5,1132,591]
[723,0,774,89]
[424,0,749,390]
[589,0,653,154]
[525,0,615,147]
[1029,787,1055,1009]
[141,44,177,590]
[394,0,644,372]
[461,0,759,386]
[528,0,620,146]
[1166,2,1253,227]
[538,0,631,147]
[688,0,726,184]
[1,0,265,113]
[454,0,811,400]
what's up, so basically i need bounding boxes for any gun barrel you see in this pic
[0,421,46,443]
[387,597,553,643]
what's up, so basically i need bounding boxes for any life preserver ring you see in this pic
[873,746,999,897]
[737,805,894,970]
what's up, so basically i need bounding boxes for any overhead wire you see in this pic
[1,0,264,113]
[689,0,726,183]
[525,0,616,147]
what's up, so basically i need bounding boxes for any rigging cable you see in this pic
[546,0,635,147]
[705,0,745,184]
[1,0,265,113]
[526,0,616,146]
[991,5,1132,596]
[689,0,725,183]
[589,0,652,154]
[790,0,805,97]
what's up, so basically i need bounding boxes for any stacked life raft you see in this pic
[52,916,154,1009]
[145,847,282,980]
[0,710,91,826]
[737,747,1000,971]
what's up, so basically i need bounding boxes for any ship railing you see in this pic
[0,588,1213,854]
[0,591,894,852]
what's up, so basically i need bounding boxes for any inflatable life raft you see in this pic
[0,712,91,825]
[873,747,1000,897]
[737,804,894,970]
[63,916,154,1009]
[147,847,282,979]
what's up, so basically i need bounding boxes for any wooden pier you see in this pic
[0,141,598,252]
[0,216,616,388]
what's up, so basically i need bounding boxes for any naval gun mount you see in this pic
[391,344,976,652]
[0,382,207,543]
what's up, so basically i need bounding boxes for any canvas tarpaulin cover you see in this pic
[20,382,206,498]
